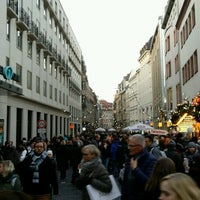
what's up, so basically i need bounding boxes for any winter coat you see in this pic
[0,172,22,191]
[76,157,112,200]
[121,149,156,200]
[18,153,58,195]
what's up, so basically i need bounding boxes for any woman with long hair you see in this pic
[159,172,200,200]
[144,157,176,200]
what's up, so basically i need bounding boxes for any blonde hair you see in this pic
[0,160,15,176]
[160,173,200,200]
[82,144,101,157]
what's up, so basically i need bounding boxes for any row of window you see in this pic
[180,5,196,48]
[182,50,198,84]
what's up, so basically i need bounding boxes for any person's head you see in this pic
[82,144,101,162]
[0,160,15,177]
[159,173,200,200]
[128,134,145,157]
[47,150,53,158]
[167,140,176,151]
[144,135,154,147]
[187,142,196,154]
[0,190,33,200]
[34,140,46,155]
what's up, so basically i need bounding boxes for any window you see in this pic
[55,88,57,101]
[49,61,53,75]
[167,87,173,110]
[54,66,57,79]
[166,61,171,79]
[59,91,61,103]
[175,54,179,73]
[36,48,40,65]
[49,85,53,99]
[43,8,47,19]
[193,50,198,73]
[6,19,10,40]
[55,2,57,14]
[43,56,47,70]
[54,24,57,35]
[27,71,32,90]
[59,10,61,21]
[43,81,47,97]
[36,0,40,9]
[49,16,52,28]
[27,39,32,58]
[36,76,40,94]
[165,35,170,53]
[63,93,65,105]
[16,64,22,85]
[6,57,10,66]
[17,29,22,50]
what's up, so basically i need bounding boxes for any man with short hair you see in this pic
[18,139,58,200]
[121,134,156,200]
[144,134,165,159]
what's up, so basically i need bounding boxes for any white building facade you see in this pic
[163,0,200,111]
[0,0,82,145]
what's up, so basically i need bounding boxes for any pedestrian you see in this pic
[2,141,20,169]
[145,134,166,159]
[184,141,200,186]
[121,134,156,200]
[0,160,22,191]
[144,157,176,200]
[76,144,112,200]
[165,140,184,172]
[159,172,200,200]
[55,140,69,183]
[18,138,58,200]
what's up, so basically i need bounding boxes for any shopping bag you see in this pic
[86,175,121,200]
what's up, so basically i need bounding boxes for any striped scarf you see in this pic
[29,151,47,183]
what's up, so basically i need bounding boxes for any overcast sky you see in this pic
[60,0,168,102]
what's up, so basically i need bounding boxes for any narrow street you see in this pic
[52,168,81,200]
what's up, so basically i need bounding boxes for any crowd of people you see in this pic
[0,130,200,200]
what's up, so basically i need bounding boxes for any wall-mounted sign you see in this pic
[37,120,47,128]
[3,66,14,80]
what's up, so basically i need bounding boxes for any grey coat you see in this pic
[76,158,112,200]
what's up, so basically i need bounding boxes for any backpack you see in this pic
[150,147,167,159]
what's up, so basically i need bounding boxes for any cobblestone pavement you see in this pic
[52,168,82,200]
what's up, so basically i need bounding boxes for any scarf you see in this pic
[80,157,102,177]
[29,151,47,183]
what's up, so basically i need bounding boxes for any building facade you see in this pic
[0,0,82,145]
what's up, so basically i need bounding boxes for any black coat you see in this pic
[18,153,58,195]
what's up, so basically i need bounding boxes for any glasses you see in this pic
[82,153,90,156]
[128,144,140,148]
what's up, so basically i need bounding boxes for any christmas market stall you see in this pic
[170,93,200,139]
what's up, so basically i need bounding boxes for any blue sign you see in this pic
[3,66,14,80]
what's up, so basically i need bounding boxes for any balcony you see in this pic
[63,67,71,77]
[7,0,18,19]
[54,53,61,66]
[36,31,46,49]
[16,8,29,31]
[27,21,39,41]
[43,40,53,56]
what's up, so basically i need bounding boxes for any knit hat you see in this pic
[187,142,196,148]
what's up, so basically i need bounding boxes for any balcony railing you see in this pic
[17,8,29,31]
[7,0,18,18]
